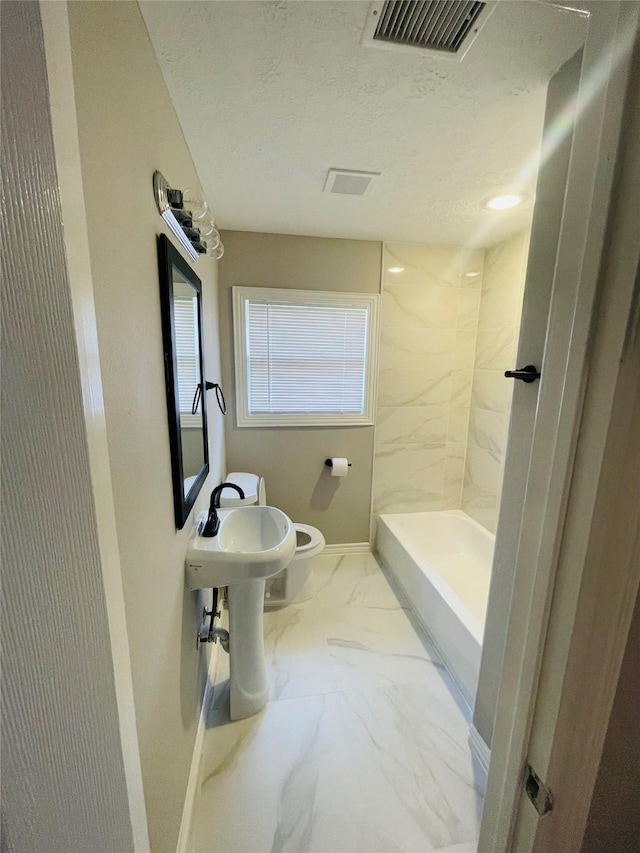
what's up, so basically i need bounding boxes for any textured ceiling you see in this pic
[141,1,586,247]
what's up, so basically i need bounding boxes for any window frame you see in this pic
[232,286,380,428]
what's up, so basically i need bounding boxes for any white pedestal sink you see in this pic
[185,506,296,720]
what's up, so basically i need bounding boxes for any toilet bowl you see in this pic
[219,473,325,607]
[265,522,324,607]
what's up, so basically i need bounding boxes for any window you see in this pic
[232,287,379,427]
[173,294,202,427]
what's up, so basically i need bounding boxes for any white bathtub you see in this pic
[376,510,494,706]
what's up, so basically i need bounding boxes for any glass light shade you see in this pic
[183,190,209,221]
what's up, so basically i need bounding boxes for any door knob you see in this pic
[504,365,541,383]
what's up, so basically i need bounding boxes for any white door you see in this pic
[478,2,640,850]
[473,43,584,751]
[516,29,640,850]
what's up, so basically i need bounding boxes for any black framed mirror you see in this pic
[158,234,209,529]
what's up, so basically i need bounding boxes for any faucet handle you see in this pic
[201,509,220,538]
[201,482,246,537]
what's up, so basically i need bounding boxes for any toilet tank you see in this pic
[219,472,266,507]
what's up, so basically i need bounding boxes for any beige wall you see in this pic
[374,244,484,514]
[218,230,381,544]
[68,3,225,850]
[463,231,529,533]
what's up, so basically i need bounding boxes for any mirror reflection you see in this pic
[172,268,206,498]
[158,234,209,529]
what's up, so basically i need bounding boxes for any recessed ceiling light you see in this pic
[465,271,480,277]
[484,194,524,211]
[388,266,405,274]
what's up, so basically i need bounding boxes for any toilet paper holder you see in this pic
[324,459,352,468]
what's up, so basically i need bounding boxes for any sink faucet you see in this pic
[200,482,246,538]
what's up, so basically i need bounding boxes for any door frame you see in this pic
[39,2,150,850]
[479,2,640,850]
[524,51,640,844]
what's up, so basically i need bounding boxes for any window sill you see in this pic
[236,414,374,428]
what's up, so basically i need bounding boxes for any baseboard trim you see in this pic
[322,542,371,556]
[176,641,220,853]
[469,724,491,776]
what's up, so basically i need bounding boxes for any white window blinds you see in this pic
[233,287,379,427]
[173,296,201,425]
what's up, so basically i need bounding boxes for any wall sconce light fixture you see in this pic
[153,171,224,262]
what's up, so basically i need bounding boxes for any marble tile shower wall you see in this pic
[462,231,530,533]
[373,244,484,515]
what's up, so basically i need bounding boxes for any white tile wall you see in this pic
[373,233,529,531]
[462,231,530,533]
[373,244,483,515]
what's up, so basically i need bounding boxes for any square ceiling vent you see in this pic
[324,169,380,196]
[362,0,496,61]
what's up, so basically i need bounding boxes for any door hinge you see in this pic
[525,763,553,816]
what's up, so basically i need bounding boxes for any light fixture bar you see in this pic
[161,209,199,261]
[154,170,220,262]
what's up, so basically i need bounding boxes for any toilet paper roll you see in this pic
[328,457,349,477]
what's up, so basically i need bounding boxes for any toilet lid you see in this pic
[294,523,325,553]
[220,472,259,506]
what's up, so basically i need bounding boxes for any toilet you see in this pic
[218,472,325,607]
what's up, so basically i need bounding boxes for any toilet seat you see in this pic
[292,523,325,559]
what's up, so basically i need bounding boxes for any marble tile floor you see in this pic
[192,554,485,853]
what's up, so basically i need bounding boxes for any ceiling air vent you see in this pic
[362,0,496,61]
[324,169,380,196]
